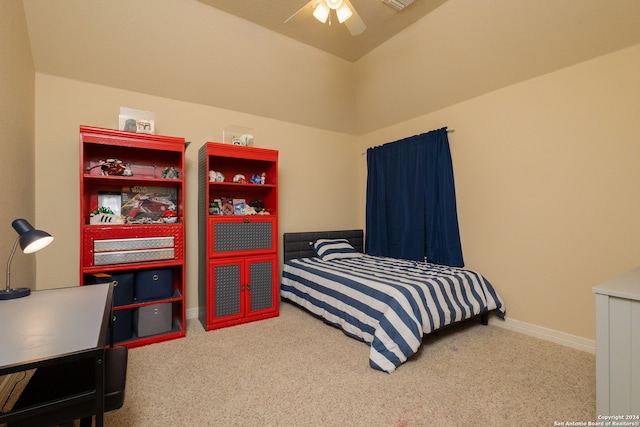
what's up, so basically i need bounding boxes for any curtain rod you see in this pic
[361,128,455,155]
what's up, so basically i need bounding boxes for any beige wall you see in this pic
[33,74,361,313]
[358,44,640,340]
[0,2,36,291]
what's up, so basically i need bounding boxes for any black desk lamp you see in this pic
[0,218,54,300]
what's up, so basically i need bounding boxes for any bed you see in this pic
[280,229,506,373]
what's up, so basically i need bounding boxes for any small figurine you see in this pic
[123,119,137,132]
[162,167,179,179]
[233,174,246,184]
[260,172,266,184]
[209,171,224,182]
[231,134,253,146]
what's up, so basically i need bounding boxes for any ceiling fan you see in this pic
[285,0,366,35]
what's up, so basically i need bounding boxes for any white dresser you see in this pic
[593,267,640,416]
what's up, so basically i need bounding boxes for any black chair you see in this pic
[79,345,128,427]
[10,345,128,427]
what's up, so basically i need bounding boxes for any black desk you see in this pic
[0,284,113,427]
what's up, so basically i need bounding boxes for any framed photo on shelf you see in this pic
[98,191,122,216]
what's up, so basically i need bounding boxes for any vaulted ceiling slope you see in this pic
[195,0,449,62]
[22,0,640,135]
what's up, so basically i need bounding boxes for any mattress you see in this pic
[281,255,505,373]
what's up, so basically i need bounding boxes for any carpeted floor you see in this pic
[105,302,595,426]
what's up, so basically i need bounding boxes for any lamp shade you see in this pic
[0,219,54,300]
[12,219,54,254]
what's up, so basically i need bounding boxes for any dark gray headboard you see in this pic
[283,229,364,261]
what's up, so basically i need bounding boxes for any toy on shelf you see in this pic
[162,167,179,179]
[88,158,132,176]
[121,186,178,224]
[90,207,125,225]
[209,171,224,182]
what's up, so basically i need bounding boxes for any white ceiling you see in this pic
[21,0,640,135]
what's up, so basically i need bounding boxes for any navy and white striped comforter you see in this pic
[281,255,506,373]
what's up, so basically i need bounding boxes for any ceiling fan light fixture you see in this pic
[313,2,330,23]
[336,3,352,23]
[326,0,343,10]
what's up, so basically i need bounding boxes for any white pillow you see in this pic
[313,239,363,261]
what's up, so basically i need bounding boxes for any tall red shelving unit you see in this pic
[79,125,186,348]
[198,142,279,331]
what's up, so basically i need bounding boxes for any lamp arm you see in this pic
[6,236,20,292]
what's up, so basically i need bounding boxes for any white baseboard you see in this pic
[489,316,595,354]
[185,306,596,354]
[186,307,199,320]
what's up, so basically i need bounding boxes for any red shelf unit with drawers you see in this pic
[79,125,186,348]
[198,142,279,331]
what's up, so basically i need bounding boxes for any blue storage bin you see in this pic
[86,272,135,306]
[135,269,174,302]
[110,309,133,343]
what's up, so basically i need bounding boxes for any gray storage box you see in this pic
[133,303,172,337]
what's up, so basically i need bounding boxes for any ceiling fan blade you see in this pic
[284,1,315,26]
[342,0,366,35]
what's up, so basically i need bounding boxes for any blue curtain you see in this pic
[365,128,464,267]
